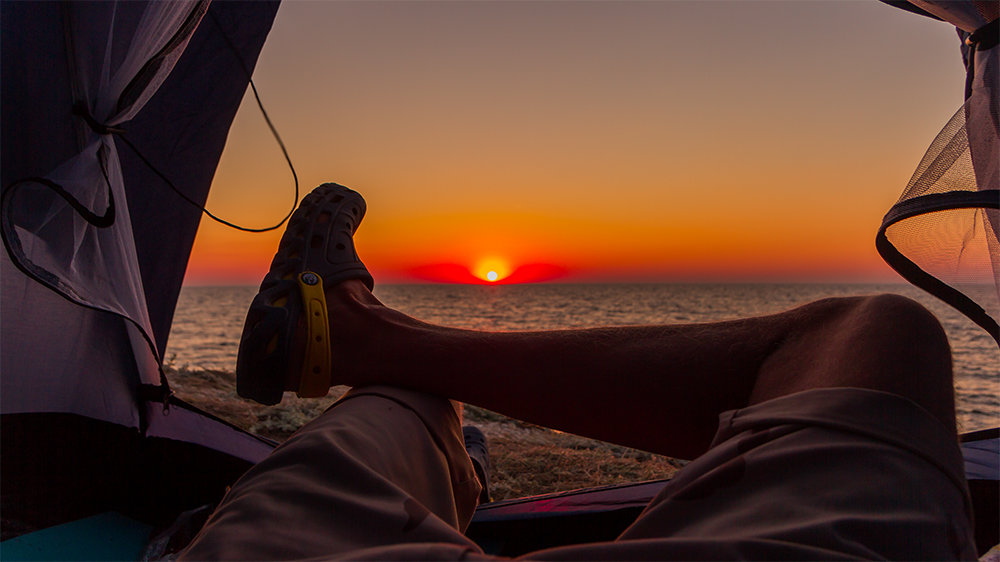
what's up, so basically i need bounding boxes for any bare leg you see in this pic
[185,284,960,560]
[328,282,955,459]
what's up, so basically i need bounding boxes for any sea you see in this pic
[166,283,999,432]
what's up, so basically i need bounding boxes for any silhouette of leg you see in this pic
[185,284,967,560]
[193,180,968,559]
[313,284,972,559]
[328,282,955,459]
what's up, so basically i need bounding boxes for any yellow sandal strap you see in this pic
[296,271,332,398]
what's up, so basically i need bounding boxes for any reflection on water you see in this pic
[167,283,999,431]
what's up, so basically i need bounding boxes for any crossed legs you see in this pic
[183,281,967,559]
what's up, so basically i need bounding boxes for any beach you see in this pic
[166,283,999,499]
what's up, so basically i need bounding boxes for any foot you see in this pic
[236,183,374,405]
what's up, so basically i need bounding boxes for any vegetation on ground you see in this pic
[166,365,683,501]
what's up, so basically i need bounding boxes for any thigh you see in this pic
[181,386,484,561]
[527,388,976,560]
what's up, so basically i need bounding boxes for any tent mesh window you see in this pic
[877,103,1000,345]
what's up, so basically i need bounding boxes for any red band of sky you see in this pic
[410,263,568,285]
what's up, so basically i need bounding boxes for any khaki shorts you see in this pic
[181,386,976,560]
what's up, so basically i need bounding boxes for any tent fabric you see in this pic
[121,2,281,353]
[145,402,274,465]
[908,0,995,31]
[961,429,999,480]
[1,1,279,428]
[467,433,999,557]
[1,261,144,426]
[2,1,209,389]
[0,0,997,553]
[1,412,267,540]
[473,479,670,520]
[877,0,999,345]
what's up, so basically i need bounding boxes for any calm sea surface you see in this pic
[166,283,999,431]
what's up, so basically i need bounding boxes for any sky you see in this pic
[183,0,968,286]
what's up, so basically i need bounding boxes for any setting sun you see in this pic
[474,257,511,283]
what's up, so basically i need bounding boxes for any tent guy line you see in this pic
[117,9,303,235]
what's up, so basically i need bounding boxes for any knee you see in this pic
[833,294,956,429]
[795,294,948,356]
[759,294,955,430]
[838,294,950,365]
[821,294,954,426]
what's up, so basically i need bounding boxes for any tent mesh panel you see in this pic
[897,106,978,201]
[878,104,1000,344]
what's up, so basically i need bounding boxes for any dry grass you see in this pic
[166,365,683,501]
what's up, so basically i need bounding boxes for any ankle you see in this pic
[323,280,390,385]
[327,279,380,306]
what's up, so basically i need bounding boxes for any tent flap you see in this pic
[1,0,279,428]
[877,1,1000,346]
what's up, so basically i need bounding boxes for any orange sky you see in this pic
[184,1,967,286]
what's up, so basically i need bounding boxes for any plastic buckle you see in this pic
[296,271,331,397]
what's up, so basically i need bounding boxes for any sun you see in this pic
[474,257,510,283]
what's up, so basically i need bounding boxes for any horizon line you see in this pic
[181,278,918,289]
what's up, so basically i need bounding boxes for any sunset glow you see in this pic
[182,2,966,286]
[474,258,510,283]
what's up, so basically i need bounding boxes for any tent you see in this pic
[1,0,278,550]
[1,0,997,558]
[876,0,1000,346]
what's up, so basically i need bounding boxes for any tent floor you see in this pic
[3,414,997,558]
[1,413,252,541]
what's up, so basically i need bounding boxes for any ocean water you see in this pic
[166,283,999,431]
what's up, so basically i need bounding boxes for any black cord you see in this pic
[61,8,300,235]
[3,174,114,229]
[6,9,300,235]
[117,131,294,233]
[1,4,298,416]
[113,8,300,233]
[196,7,300,232]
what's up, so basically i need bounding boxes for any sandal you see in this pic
[236,183,374,405]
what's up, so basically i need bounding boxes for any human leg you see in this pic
[595,296,973,558]
[528,387,976,560]
[222,182,968,559]
[292,270,971,560]
[237,183,956,460]
[323,284,956,459]
[180,386,485,560]
[195,184,492,560]
[521,297,974,559]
